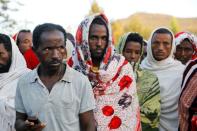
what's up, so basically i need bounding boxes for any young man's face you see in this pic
[151,33,172,61]
[123,41,141,64]
[35,30,66,71]
[88,24,108,61]
[17,32,32,54]
[175,39,194,64]
[0,44,11,73]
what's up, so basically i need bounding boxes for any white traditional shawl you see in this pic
[0,36,30,131]
[141,27,185,131]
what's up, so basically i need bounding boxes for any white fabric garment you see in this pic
[141,27,185,131]
[0,36,30,131]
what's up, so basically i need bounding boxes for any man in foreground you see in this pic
[15,23,96,131]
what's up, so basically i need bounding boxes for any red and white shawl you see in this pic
[68,13,141,131]
[179,58,197,131]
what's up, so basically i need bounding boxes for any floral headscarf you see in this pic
[69,13,125,82]
[69,13,141,131]
[175,31,197,60]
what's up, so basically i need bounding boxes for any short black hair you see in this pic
[182,38,192,44]
[16,29,31,45]
[91,16,107,26]
[18,29,31,34]
[89,16,109,40]
[33,23,67,50]
[0,33,12,53]
[126,33,143,45]
[153,28,173,42]
[124,32,143,51]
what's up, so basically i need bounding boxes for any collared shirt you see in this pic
[15,64,95,131]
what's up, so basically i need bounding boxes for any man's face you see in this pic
[0,44,11,73]
[123,41,141,64]
[35,30,66,71]
[175,39,194,64]
[17,32,32,54]
[151,33,172,61]
[88,24,108,61]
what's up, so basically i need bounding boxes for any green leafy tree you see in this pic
[0,0,22,33]
[89,0,103,15]
[126,15,142,33]
[170,17,181,34]
[141,27,151,40]
[111,21,124,46]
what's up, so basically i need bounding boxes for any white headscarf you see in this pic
[141,27,185,131]
[0,35,30,131]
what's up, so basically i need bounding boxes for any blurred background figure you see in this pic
[16,29,39,69]
[141,39,148,61]
[175,31,197,64]
[16,29,32,54]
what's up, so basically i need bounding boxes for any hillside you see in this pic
[111,12,197,44]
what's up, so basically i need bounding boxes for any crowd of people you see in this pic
[0,13,196,131]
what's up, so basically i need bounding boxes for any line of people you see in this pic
[0,13,197,131]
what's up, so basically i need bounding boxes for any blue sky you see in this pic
[8,0,197,34]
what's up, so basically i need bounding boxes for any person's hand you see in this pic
[191,115,197,131]
[25,119,46,131]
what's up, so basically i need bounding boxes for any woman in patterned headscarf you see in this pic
[68,13,141,131]
[117,32,160,131]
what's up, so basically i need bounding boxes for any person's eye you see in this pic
[125,50,131,53]
[101,37,107,42]
[136,51,141,55]
[43,48,49,52]
[57,46,65,51]
[60,46,65,49]
[164,42,171,46]
[185,48,193,52]
[152,42,158,46]
[90,36,97,41]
